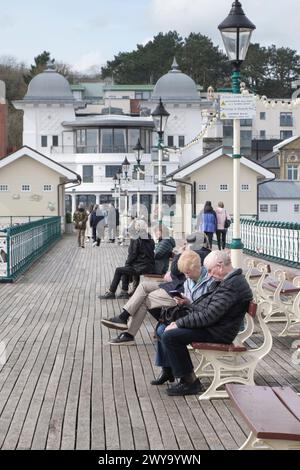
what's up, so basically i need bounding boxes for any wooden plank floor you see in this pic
[0,235,299,450]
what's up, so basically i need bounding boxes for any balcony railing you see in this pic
[0,217,61,282]
[226,218,300,268]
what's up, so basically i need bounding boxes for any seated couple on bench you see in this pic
[102,248,253,396]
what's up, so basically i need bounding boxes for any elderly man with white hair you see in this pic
[158,250,253,396]
[99,219,155,300]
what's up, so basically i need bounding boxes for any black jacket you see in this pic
[176,269,253,344]
[125,234,155,274]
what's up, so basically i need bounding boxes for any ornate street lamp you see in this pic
[218,1,255,267]
[151,98,170,226]
[218,0,256,92]
[122,156,130,180]
[121,156,131,238]
[133,138,144,217]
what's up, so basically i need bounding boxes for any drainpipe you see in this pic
[169,178,196,217]
[257,176,276,221]
[57,177,81,228]
[163,177,196,233]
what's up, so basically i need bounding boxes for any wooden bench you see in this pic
[226,384,300,450]
[191,301,273,400]
[140,273,165,283]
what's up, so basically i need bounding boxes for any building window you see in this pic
[270,204,278,212]
[0,184,8,192]
[178,135,185,147]
[280,130,293,140]
[240,119,252,127]
[294,204,300,213]
[241,184,250,191]
[260,112,266,120]
[21,184,31,192]
[43,185,53,192]
[220,184,229,191]
[105,165,122,178]
[154,165,167,181]
[167,135,174,147]
[41,136,47,147]
[260,130,266,139]
[280,112,293,127]
[260,204,268,212]
[82,165,94,183]
[198,184,207,191]
[52,135,58,147]
[287,165,298,180]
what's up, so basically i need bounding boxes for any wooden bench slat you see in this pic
[192,342,247,352]
[273,387,300,423]
[226,384,300,441]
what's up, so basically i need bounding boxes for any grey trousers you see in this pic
[124,280,176,336]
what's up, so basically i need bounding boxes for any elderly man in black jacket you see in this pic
[160,250,253,396]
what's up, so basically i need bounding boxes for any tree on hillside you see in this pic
[242,43,269,92]
[23,50,53,84]
[181,33,229,89]
[101,31,183,83]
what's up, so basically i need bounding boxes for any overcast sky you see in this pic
[1,0,299,72]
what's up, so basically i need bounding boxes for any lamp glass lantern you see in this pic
[151,98,170,140]
[133,138,144,167]
[122,156,130,178]
[218,0,255,70]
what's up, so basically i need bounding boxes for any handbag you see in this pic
[224,218,231,229]
[158,304,189,326]
[224,211,231,229]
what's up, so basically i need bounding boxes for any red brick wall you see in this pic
[0,103,8,158]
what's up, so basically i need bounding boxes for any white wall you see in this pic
[259,199,300,222]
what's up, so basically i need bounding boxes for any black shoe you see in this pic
[101,315,128,330]
[166,378,203,396]
[108,332,135,345]
[151,368,175,385]
[98,291,116,300]
[116,290,130,299]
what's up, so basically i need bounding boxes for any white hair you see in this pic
[204,250,232,270]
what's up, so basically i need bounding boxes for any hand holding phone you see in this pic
[169,290,184,298]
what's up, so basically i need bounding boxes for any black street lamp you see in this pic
[133,138,144,167]
[218,0,256,91]
[218,1,255,267]
[151,98,170,142]
[133,138,144,217]
[122,156,130,180]
[151,98,170,226]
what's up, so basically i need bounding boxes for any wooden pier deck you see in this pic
[0,235,299,450]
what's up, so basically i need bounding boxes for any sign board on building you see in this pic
[220,94,256,120]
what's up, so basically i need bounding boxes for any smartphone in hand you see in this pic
[169,290,184,298]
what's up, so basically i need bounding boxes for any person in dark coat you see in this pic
[154,225,176,275]
[73,202,88,248]
[99,219,155,300]
[158,250,253,396]
[90,204,105,246]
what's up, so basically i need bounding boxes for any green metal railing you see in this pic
[226,219,300,268]
[0,217,61,282]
